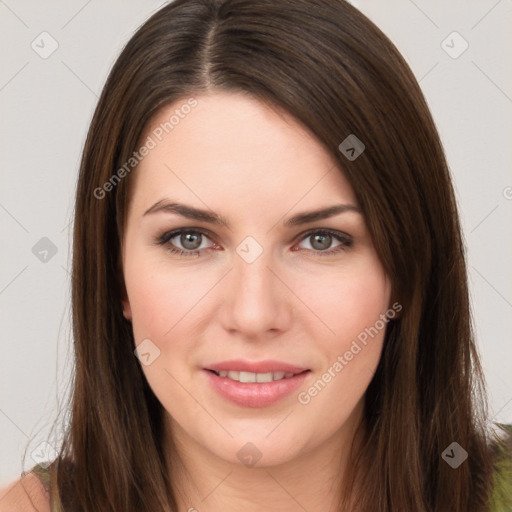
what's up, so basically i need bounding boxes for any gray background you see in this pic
[1,0,511,486]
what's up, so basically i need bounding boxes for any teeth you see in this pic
[214,370,299,382]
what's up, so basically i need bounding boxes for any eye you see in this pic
[294,229,353,256]
[155,229,215,257]
[154,228,353,258]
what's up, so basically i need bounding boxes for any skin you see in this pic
[121,91,393,512]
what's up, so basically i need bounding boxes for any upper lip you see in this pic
[205,360,309,374]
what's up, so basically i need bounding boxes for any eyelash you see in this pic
[154,228,353,258]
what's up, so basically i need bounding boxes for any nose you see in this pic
[219,246,293,339]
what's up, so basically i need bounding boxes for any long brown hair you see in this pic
[49,0,500,510]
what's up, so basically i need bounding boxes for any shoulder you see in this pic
[0,471,50,512]
[489,423,512,511]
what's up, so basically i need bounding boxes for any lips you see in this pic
[203,359,311,407]
[202,367,311,407]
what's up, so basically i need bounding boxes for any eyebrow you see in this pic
[143,200,362,228]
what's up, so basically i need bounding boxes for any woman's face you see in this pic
[122,91,393,468]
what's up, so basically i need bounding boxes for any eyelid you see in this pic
[293,227,352,243]
[155,227,218,246]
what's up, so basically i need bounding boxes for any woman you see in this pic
[1,0,510,510]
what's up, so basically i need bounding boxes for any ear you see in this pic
[122,297,133,322]
[119,246,132,322]
[121,282,132,322]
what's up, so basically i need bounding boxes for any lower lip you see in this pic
[203,369,310,408]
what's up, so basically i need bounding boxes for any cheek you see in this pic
[123,258,205,407]
[124,248,206,343]
[293,255,390,411]
[125,242,391,355]
[297,254,391,349]
[128,273,178,339]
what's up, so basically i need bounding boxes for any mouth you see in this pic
[203,366,312,408]
[206,369,310,383]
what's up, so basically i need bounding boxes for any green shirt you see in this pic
[488,424,512,512]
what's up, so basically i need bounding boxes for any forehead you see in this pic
[129,91,358,215]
